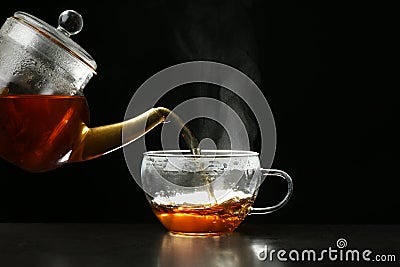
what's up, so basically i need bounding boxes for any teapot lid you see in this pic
[13,10,97,73]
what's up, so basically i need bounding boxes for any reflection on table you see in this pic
[0,223,399,267]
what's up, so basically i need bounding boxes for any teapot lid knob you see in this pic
[57,10,83,37]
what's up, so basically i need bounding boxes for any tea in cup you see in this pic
[141,150,293,236]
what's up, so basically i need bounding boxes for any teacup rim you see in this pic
[143,149,259,157]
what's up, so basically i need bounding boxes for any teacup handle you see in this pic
[249,168,293,215]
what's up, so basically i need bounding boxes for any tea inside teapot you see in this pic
[0,92,89,172]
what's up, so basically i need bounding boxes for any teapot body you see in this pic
[0,11,94,172]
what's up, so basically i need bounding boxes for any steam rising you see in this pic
[164,0,261,151]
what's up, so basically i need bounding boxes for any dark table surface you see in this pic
[1,223,399,267]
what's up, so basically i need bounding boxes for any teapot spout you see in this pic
[68,107,199,163]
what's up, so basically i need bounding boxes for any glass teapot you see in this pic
[0,10,194,172]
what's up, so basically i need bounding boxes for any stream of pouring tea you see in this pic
[162,108,217,204]
[192,147,218,205]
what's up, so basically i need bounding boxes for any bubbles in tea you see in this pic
[148,191,255,236]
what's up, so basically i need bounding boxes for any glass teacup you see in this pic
[141,150,293,236]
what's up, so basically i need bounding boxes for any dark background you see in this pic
[0,0,397,224]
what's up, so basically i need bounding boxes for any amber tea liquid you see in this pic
[149,193,255,236]
[0,94,90,172]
